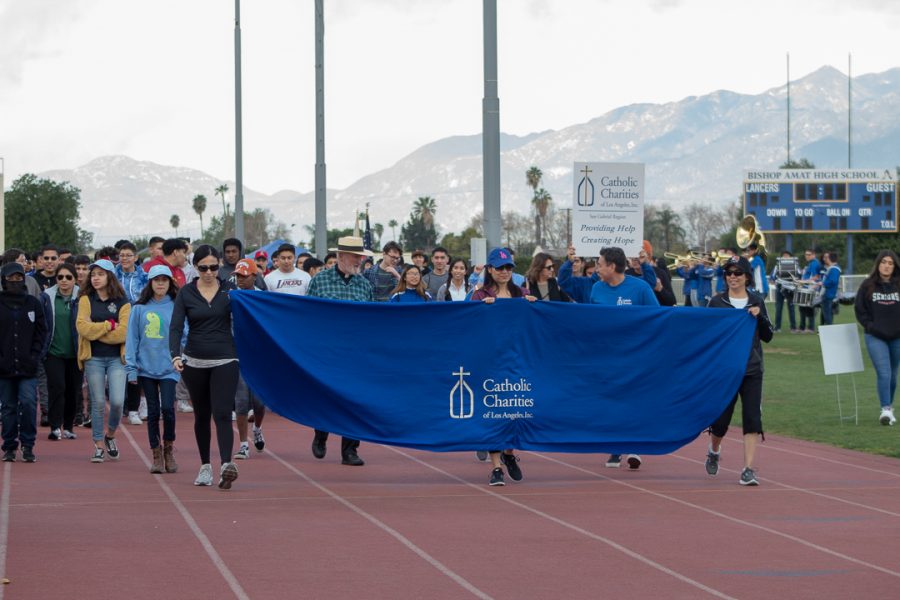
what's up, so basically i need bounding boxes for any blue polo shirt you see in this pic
[590,275,659,306]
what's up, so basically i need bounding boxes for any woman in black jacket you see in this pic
[170,245,240,490]
[525,252,571,302]
[854,249,900,426]
[704,256,773,487]
[0,262,48,463]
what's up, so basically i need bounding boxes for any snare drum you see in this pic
[793,287,815,307]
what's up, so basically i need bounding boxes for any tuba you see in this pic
[736,215,766,254]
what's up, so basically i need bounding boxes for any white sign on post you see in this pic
[819,324,865,375]
[572,162,644,258]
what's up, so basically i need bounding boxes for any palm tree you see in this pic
[532,188,552,246]
[170,214,180,237]
[525,166,542,193]
[654,207,685,252]
[526,166,543,244]
[388,219,398,241]
[412,196,437,229]
[192,194,207,239]
[215,184,229,235]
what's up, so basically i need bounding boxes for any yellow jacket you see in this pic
[75,294,131,370]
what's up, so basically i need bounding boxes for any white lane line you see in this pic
[384,446,736,600]
[531,452,900,579]
[264,447,493,600]
[121,428,250,600]
[0,464,11,600]
[670,452,900,518]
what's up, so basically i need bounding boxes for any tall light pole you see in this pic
[482,0,501,250]
[0,158,5,251]
[234,0,245,241]
[314,0,327,258]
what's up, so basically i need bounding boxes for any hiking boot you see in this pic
[104,436,119,460]
[252,427,265,452]
[150,446,164,474]
[163,441,178,473]
[605,454,622,468]
[705,451,720,476]
[501,452,523,482]
[194,464,213,486]
[489,467,505,486]
[234,444,250,460]
[91,447,105,463]
[21,447,36,463]
[2,449,16,462]
[739,467,759,486]
[626,454,642,470]
[218,462,238,490]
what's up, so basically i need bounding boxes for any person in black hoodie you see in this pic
[704,256,773,487]
[854,249,900,426]
[0,263,49,462]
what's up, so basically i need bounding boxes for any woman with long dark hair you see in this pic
[76,259,130,463]
[435,258,470,301]
[855,249,900,426]
[388,265,431,302]
[526,252,571,302]
[170,245,240,489]
[40,263,81,441]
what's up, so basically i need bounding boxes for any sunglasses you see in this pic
[725,270,745,277]
[43,256,59,261]
[543,265,554,271]
[197,264,221,273]
[493,265,514,272]
[56,274,74,281]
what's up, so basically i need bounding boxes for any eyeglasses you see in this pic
[387,254,401,260]
[543,265,554,271]
[197,264,221,273]
[43,256,59,261]
[494,265,514,272]
[56,274,74,281]
[725,270,744,277]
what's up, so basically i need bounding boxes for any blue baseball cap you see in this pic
[88,259,116,274]
[487,248,515,269]
[147,265,173,281]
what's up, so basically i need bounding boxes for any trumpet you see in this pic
[665,252,695,270]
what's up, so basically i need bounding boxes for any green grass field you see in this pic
[757,300,899,458]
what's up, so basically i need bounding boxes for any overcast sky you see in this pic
[2,0,899,194]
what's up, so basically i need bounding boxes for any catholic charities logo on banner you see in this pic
[450,366,535,421]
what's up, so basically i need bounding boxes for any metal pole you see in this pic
[234,0,245,241]
[847,54,853,274]
[0,158,5,251]
[482,0,501,250]
[314,0,327,258]
[786,52,791,164]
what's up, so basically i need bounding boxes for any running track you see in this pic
[1,416,898,599]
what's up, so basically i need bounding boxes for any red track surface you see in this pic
[1,416,899,599]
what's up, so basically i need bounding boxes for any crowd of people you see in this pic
[0,235,897,490]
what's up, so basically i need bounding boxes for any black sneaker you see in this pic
[74,413,84,427]
[48,428,61,441]
[341,452,365,466]
[475,450,488,462]
[2,449,16,462]
[489,467,505,486]
[705,451,720,476]
[501,452,523,482]
[605,454,622,468]
[82,415,92,428]
[91,447,105,463]
[21,447,36,463]
[311,437,327,459]
[626,454,642,470]
[104,436,119,460]
[739,467,759,486]
[252,428,265,452]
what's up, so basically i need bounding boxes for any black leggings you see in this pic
[710,372,763,437]
[181,362,239,465]
[44,355,82,431]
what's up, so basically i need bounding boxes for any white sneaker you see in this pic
[62,430,77,440]
[138,398,148,421]
[234,444,250,460]
[194,464,213,486]
[178,400,194,413]
[128,411,142,426]
[879,407,896,426]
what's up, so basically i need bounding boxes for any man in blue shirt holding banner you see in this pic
[590,246,658,470]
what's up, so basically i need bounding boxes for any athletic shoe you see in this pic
[341,452,365,466]
[91,447,105,463]
[104,436,119,460]
[2,449,16,462]
[62,430,77,440]
[605,454,622,468]
[475,451,488,461]
[218,462,238,490]
[48,428,61,441]
[252,427,265,452]
[501,452,523,482]
[489,467,505,486]
[21,447,36,463]
[194,464,213,486]
[311,437,327,459]
[74,413,84,427]
[82,415,92,428]
[739,467,759,486]
[138,398,148,421]
[234,444,250,460]
[128,412,142,426]
[177,400,194,413]
[705,451,720,476]
[879,407,896,426]
[626,454,642,470]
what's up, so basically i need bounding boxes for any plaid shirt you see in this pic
[362,262,399,302]
[307,266,374,302]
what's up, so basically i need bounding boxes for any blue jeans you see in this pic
[0,377,37,452]
[774,288,796,330]
[139,377,177,448]
[820,297,835,325]
[84,357,126,442]
[864,334,900,409]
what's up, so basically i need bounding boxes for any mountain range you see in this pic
[36,65,900,246]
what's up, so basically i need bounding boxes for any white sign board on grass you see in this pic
[819,324,865,375]
[572,162,644,258]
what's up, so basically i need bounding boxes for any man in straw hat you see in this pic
[306,236,374,466]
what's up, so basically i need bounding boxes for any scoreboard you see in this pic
[743,169,898,233]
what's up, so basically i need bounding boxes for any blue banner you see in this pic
[231,291,757,454]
